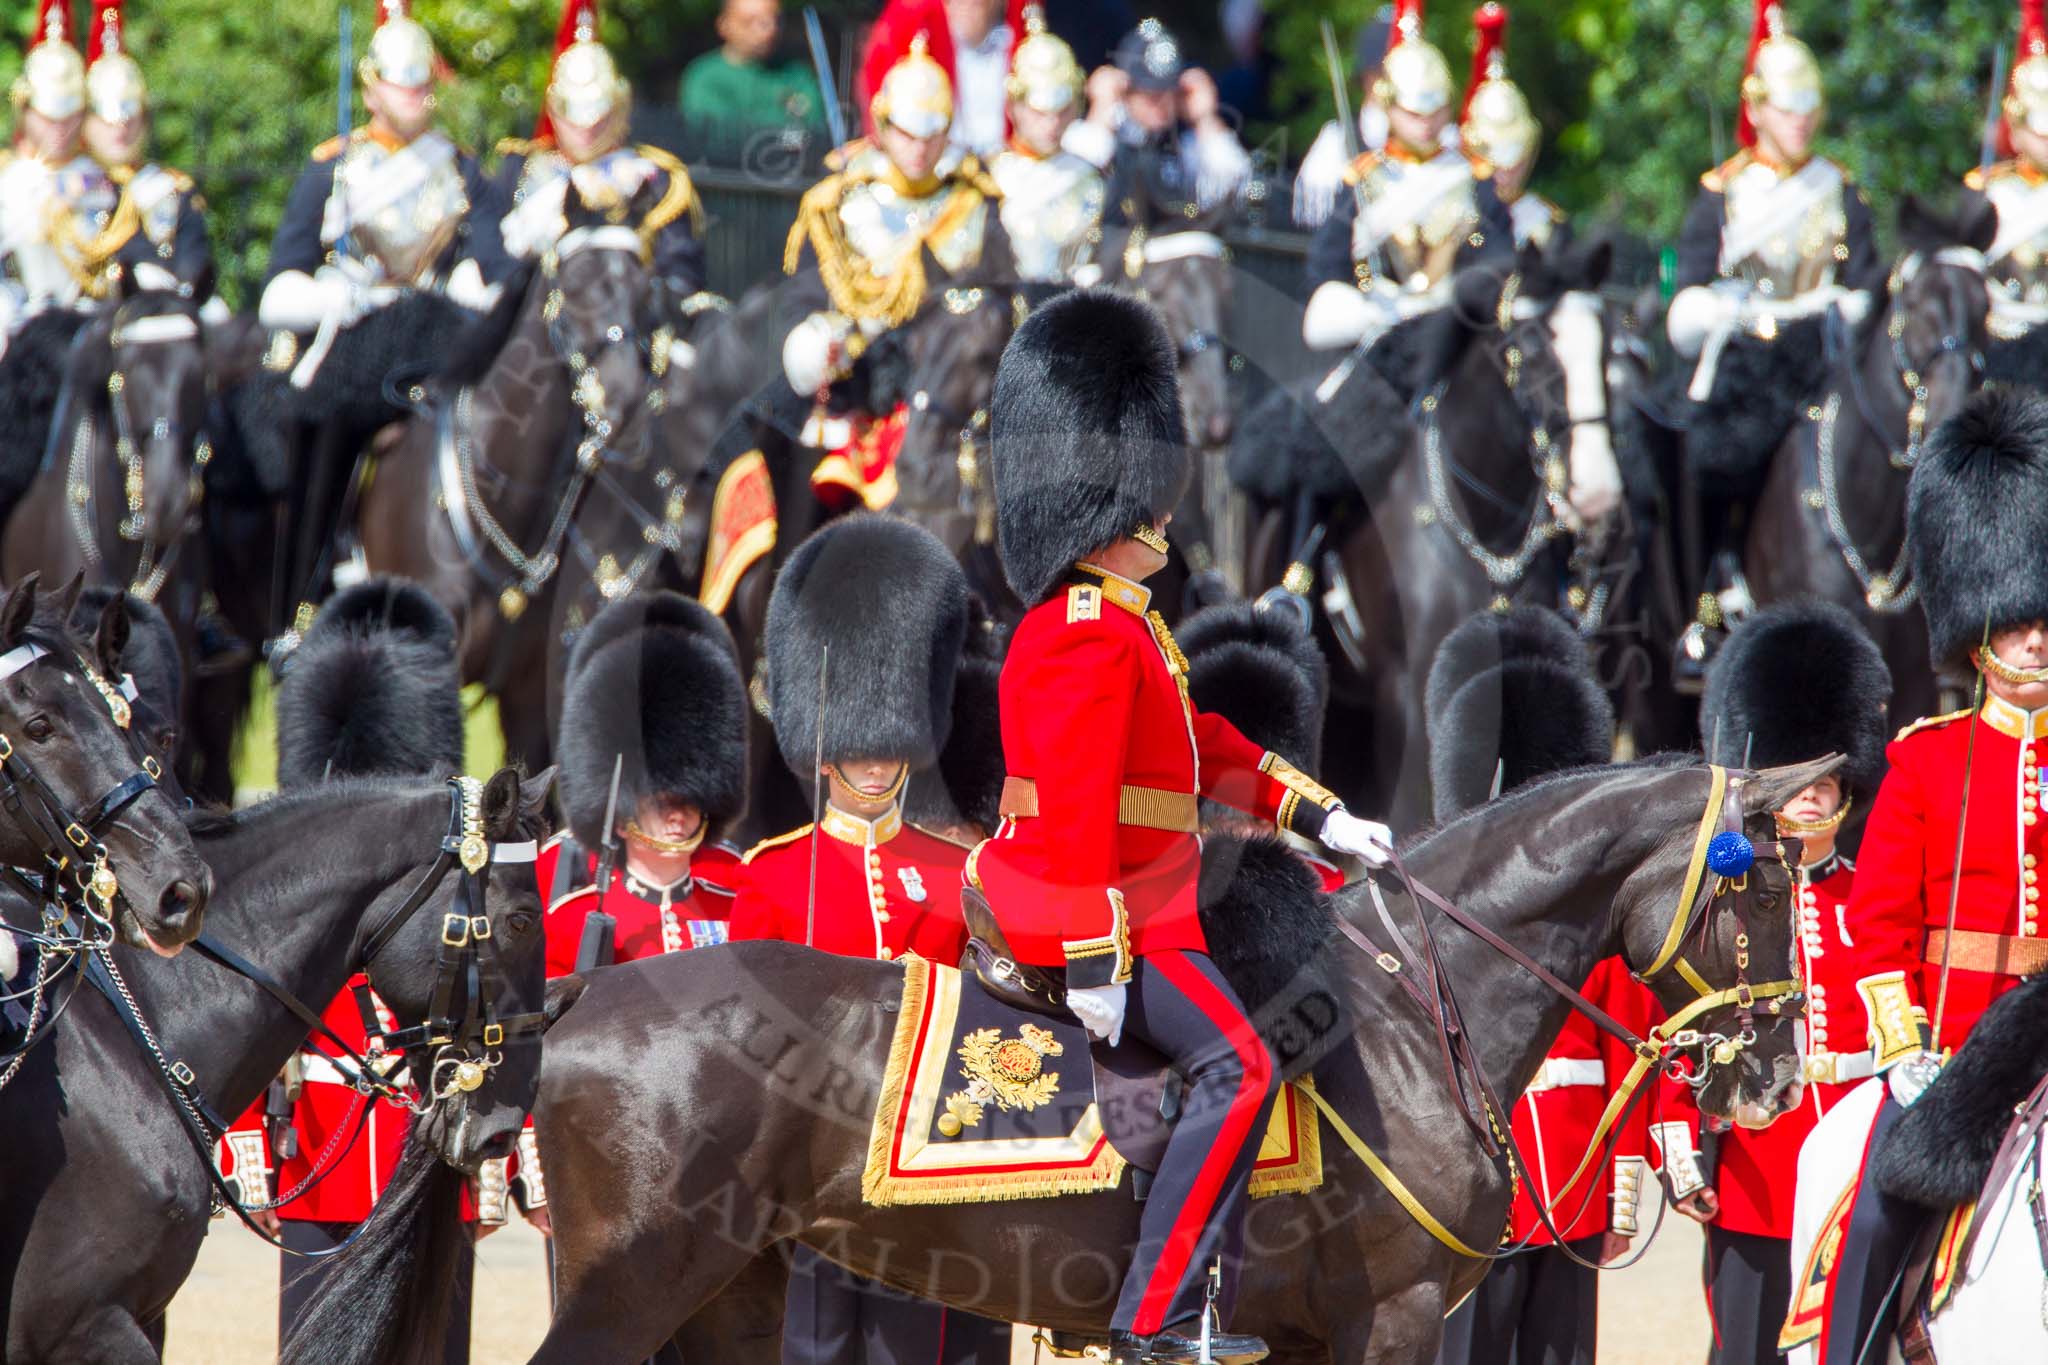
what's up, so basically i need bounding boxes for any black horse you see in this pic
[401,755,1827,1365]
[0,573,210,955]
[0,766,551,1362]
[1739,197,1995,723]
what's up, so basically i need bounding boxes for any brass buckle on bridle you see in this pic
[441,913,471,947]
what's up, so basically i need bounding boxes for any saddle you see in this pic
[958,887,1183,1177]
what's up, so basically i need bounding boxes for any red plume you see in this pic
[88,0,125,65]
[376,0,408,26]
[533,0,598,145]
[1999,0,2048,159]
[858,0,956,140]
[1735,0,1779,150]
[31,0,73,51]
[1388,0,1425,52]
[1462,3,1508,125]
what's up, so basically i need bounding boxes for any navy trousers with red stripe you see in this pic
[1113,949,1280,1337]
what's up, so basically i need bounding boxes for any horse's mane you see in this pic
[183,772,446,837]
[1407,754,1703,850]
[437,262,539,388]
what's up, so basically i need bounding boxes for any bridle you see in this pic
[79,776,545,1252]
[905,286,1009,545]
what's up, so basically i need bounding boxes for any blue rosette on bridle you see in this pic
[1706,830,1756,879]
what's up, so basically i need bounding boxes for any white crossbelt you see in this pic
[1525,1056,1605,1092]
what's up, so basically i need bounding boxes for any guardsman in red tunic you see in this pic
[1175,601,1346,893]
[731,511,1011,1365]
[976,290,1393,1365]
[1423,606,1656,1365]
[1643,601,1890,1365]
[1821,389,2048,1364]
[212,580,483,1362]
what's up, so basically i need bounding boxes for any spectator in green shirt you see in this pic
[678,0,827,165]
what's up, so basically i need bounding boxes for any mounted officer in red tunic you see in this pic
[1815,388,2048,1364]
[1650,600,1892,1365]
[730,511,1011,1364]
[975,288,1393,1364]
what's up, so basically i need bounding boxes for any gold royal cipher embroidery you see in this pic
[938,1022,1065,1137]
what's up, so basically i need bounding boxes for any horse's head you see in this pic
[1617,756,1840,1128]
[1890,194,1995,452]
[1116,230,1234,448]
[88,292,212,563]
[1435,236,1622,530]
[541,182,667,462]
[0,573,211,951]
[890,283,1018,541]
[366,767,553,1172]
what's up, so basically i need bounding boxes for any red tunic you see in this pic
[969,570,1341,985]
[728,806,974,963]
[1508,959,1659,1245]
[1840,698,2048,1057]
[538,831,740,976]
[1649,855,1867,1239]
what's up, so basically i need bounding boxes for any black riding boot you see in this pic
[1110,1320,1270,1364]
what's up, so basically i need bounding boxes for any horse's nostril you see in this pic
[159,876,206,923]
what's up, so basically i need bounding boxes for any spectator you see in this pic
[945,0,1010,156]
[1071,18,1251,230]
[1213,0,1273,128]
[677,0,826,164]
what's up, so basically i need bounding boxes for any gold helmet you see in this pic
[870,31,954,139]
[1738,0,1822,145]
[1374,0,1453,119]
[2006,0,2048,146]
[12,0,87,121]
[542,0,629,139]
[361,0,437,91]
[1459,3,1538,170]
[86,1,147,124]
[1007,6,1082,115]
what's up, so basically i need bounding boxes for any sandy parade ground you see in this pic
[165,1212,1710,1363]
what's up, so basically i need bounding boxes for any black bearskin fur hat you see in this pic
[275,578,464,788]
[1700,599,1891,799]
[765,514,968,778]
[989,289,1188,605]
[70,587,182,747]
[558,591,749,847]
[1910,387,2048,670]
[1426,607,1614,821]
[1176,601,1330,771]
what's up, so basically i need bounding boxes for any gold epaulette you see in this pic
[312,133,349,163]
[1464,151,1495,181]
[636,143,705,238]
[1700,150,1752,194]
[741,824,815,864]
[495,136,542,160]
[1339,149,1383,187]
[1893,708,1973,744]
[1065,583,1102,624]
[1964,159,2027,191]
[823,137,871,174]
[954,152,1004,201]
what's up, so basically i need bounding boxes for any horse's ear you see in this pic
[1894,193,1936,249]
[94,596,130,679]
[0,574,40,647]
[519,766,557,824]
[1744,755,1845,815]
[1573,237,1614,292]
[54,571,85,622]
[480,766,525,842]
[1962,194,2000,255]
[1450,265,1508,332]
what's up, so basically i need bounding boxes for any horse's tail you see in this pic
[280,1123,471,1365]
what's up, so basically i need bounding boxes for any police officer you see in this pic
[1301,0,1512,354]
[1817,388,2048,1364]
[1075,18,1250,233]
[1651,600,1890,1365]
[731,512,1010,1365]
[494,0,705,299]
[978,289,1393,1364]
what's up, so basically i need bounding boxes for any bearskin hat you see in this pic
[557,591,748,847]
[1909,387,2048,671]
[765,514,969,779]
[1176,601,1330,771]
[989,289,1188,605]
[275,579,463,788]
[70,586,181,744]
[1425,606,1614,821]
[1699,599,1891,799]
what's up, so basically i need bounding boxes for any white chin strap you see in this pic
[0,643,50,683]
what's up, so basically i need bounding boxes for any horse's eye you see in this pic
[1754,889,1778,911]
[23,715,53,742]
[504,910,538,939]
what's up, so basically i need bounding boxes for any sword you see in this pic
[804,8,848,151]
[1320,19,1359,164]
[335,4,354,263]
[1932,614,1993,1050]
[1983,41,2012,174]
[576,754,624,972]
[805,645,829,949]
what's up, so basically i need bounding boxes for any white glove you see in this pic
[258,264,394,333]
[444,258,501,313]
[783,310,855,395]
[1067,983,1126,1046]
[1320,809,1394,869]
[1887,1050,1943,1108]
[1303,279,1399,351]
[1665,283,1743,357]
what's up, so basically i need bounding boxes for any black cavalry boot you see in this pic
[1109,1322,1269,1364]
